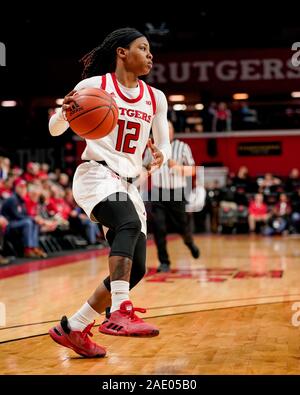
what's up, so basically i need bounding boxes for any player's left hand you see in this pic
[147,139,164,172]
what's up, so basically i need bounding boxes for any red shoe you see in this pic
[99,300,159,337]
[49,316,106,358]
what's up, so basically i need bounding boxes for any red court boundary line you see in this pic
[0,236,178,280]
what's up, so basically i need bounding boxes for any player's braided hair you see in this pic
[81,27,144,79]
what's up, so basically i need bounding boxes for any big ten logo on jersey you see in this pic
[291,302,300,327]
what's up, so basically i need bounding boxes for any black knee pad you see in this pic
[103,233,146,291]
[92,192,142,259]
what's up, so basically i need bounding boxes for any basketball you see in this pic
[66,88,119,139]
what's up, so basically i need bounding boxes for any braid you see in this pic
[80,28,144,79]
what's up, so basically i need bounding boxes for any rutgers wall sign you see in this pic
[146,48,300,95]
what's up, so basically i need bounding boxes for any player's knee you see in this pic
[116,218,141,237]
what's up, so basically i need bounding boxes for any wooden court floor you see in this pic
[1,234,300,375]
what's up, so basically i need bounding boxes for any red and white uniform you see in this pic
[49,73,171,235]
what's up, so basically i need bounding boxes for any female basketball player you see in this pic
[48,28,171,357]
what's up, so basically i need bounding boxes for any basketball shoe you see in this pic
[185,242,200,259]
[49,316,106,358]
[99,300,159,337]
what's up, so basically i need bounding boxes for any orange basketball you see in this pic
[66,88,119,139]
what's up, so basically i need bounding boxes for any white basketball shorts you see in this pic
[72,160,147,236]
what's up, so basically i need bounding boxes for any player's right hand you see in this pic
[61,90,76,119]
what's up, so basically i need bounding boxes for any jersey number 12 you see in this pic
[115,120,140,154]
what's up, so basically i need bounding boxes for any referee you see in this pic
[144,120,200,272]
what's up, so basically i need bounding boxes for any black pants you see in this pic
[151,189,194,266]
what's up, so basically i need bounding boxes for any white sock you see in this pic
[68,302,99,332]
[110,280,130,313]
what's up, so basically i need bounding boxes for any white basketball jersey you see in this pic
[81,72,157,178]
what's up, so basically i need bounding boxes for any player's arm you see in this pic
[48,90,75,136]
[148,90,171,171]
[48,76,101,137]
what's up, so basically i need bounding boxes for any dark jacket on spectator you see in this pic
[1,193,28,221]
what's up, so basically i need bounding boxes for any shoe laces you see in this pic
[126,306,147,321]
[82,320,95,337]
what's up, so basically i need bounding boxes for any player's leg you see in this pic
[91,193,157,337]
[49,192,142,355]
[85,230,146,314]
[103,230,146,291]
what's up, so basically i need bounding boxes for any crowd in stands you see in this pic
[170,100,300,133]
[203,166,300,235]
[1,155,300,265]
[0,157,103,264]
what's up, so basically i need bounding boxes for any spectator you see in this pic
[11,165,23,179]
[23,162,40,183]
[248,193,269,233]
[232,166,252,192]
[258,172,281,194]
[47,185,71,229]
[271,193,292,234]
[212,102,232,132]
[65,188,101,245]
[0,178,13,202]
[25,184,56,235]
[1,179,43,258]
[285,168,300,192]
[58,173,70,188]
[240,102,258,129]
[38,163,50,180]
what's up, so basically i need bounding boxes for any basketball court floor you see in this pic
[1,234,300,374]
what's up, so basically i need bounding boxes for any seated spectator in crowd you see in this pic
[258,172,281,194]
[272,193,292,233]
[1,179,45,258]
[38,163,50,180]
[263,193,292,235]
[248,193,269,233]
[285,168,300,192]
[65,188,102,246]
[11,165,23,179]
[212,102,232,132]
[25,184,57,235]
[23,162,40,183]
[0,157,11,180]
[0,178,13,202]
[232,166,252,192]
[58,173,70,188]
[47,184,71,230]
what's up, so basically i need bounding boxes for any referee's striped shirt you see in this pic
[143,139,195,189]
